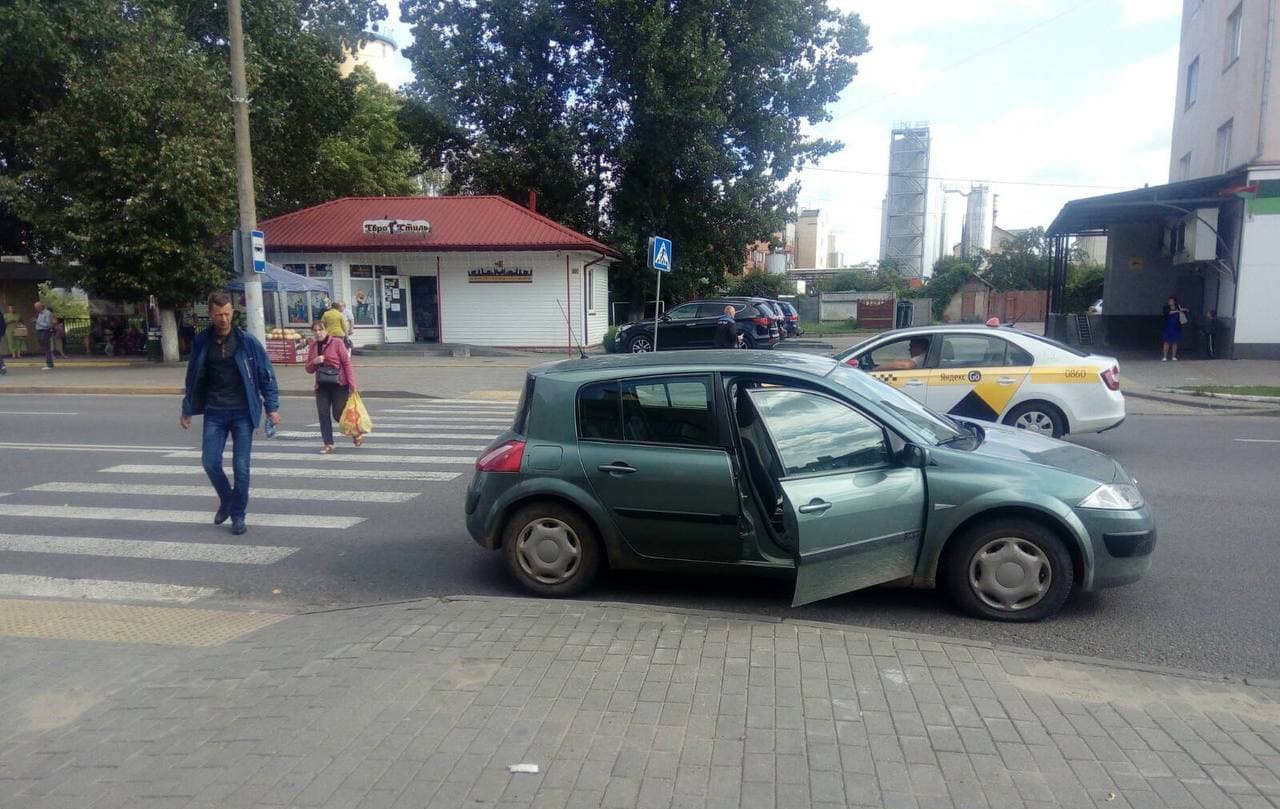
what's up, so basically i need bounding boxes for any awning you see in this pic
[225,262,331,294]
[1047,170,1250,236]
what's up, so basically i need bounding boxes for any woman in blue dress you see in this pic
[1161,295,1187,361]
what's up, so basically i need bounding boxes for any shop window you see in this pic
[349,265,377,326]
[587,268,596,312]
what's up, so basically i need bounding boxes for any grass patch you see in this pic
[801,321,879,336]
[1181,385,1280,398]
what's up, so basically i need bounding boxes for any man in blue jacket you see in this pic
[180,292,282,535]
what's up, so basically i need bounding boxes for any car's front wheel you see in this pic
[627,334,654,353]
[502,502,601,597]
[1003,401,1066,438]
[945,518,1074,622]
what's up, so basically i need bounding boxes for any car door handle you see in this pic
[998,376,1017,385]
[597,463,637,476]
[905,380,925,387]
[797,499,832,515]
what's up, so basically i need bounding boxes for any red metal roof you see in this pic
[258,196,620,258]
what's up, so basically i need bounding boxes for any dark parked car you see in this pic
[465,351,1155,621]
[728,297,786,340]
[775,300,801,336]
[615,299,779,352]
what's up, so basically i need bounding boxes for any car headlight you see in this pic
[1078,484,1144,510]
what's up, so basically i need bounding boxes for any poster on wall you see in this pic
[381,276,408,328]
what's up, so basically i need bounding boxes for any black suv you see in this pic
[616,298,780,352]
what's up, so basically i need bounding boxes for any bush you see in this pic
[725,269,795,299]
[603,325,620,353]
[1062,263,1105,313]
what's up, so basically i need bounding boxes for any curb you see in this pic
[1124,390,1280,410]
[435,594,1280,692]
[1165,387,1280,403]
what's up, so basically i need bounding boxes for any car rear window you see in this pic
[513,374,535,434]
[578,376,716,446]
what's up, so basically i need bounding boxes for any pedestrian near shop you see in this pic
[4,304,23,358]
[713,305,739,348]
[321,300,347,340]
[180,292,282,536]
[0,307,7,374]
[34,301,54,369]
[305,320,360,454]
[337,301,355,350]
[53,317,67,359]
[1161,295,1187,361]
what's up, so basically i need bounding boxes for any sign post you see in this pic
[646,236,672,351]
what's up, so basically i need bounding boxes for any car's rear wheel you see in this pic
[502,502,601,597]
[945,518,1073,622]
[627,334,654,353]
[741,333,756,349]
[1003,401,1066,438]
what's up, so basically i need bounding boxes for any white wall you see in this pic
[1234,181,1280,346]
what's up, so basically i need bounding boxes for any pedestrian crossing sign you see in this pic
[648,236,672,272]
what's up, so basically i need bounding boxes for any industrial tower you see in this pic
[880,123,931,278]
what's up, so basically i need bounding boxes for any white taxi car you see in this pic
[833,324,1124,438]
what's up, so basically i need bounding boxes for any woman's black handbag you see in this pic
[316,359,341,384]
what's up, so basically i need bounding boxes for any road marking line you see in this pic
[166,450,473,466]
[0,504,363,529]
[0,442,185,454]
[0,411,80,416]
[26,482,420,503]
[306,424,498,438]
[1234,438,1280,443]
[253,441,483,451]
[0,533,297,564]
[102,464,462,481]
[415,398,520,405]
[277,430,496,440]
[355,416,512,423]
[0,574,216,604]
[380,408,515,414]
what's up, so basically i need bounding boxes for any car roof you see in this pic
[529,349,840,381]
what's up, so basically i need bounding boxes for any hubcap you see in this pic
[1013,410,1055,436]
[514,517,581,585]
[968,538,1051,612]
[629,336,653,353]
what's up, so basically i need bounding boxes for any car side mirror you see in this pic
[857,354,874,371]
[898,444,930,469]
[659,314,671,322]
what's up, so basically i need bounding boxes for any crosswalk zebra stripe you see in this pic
[379,408,515,415]
[0,574,217,603]
[26,482,420,503]
[304,425,498,438]
[0,533,298,564]
[412,399,519,405]
[166,451,473,466]
[101,465,463,481]
[0,504,363,529]
[276,430,496,440]
[357,416,512,423]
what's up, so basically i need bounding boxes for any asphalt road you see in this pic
[0,392,1277,680]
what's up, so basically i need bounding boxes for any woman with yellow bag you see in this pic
[305,320,364,454]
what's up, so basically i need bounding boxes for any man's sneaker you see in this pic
[214,503,230,525]
[230,518,247,536]
[41,366,52,371]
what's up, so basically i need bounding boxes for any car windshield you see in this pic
[834,334,884,361]
[826,363,964,445]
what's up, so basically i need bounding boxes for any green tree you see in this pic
[401,0,869,305]
[3,8,236,361]
[1062,262,1105,313]
[725,270,796,299]
[924,256,978,320]
[314,66,422,198]
[979,226,1051,292]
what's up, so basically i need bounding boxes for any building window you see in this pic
[587,268,596,312]
[1226,3,1243,67]
[1179,152,1192,180]
[1185,57,1199,109]
[1216,119,1234,173]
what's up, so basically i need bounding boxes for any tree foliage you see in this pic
[725,270,796,300]
[923,256,979,320]
[314,66,422,199]
[1062,262,1105,314]
[400,0,869,304]
[978,226,1051,292]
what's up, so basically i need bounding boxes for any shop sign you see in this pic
[468,266,533,283]
[362,219,432,235]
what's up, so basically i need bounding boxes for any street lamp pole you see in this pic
[227,0,266,343]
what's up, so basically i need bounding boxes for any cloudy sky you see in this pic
[373,0,1183,264]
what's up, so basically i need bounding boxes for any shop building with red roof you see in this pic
[258,196,620,349]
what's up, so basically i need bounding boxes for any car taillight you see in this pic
[752,316,770,326]
[788,314,798,321]
[476,440,525,473]
[1101,366,1120,391]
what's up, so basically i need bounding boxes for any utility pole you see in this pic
[227,0,266,343]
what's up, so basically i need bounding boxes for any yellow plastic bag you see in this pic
[339,391,373,436]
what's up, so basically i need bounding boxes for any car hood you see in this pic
[964,422,1123,483]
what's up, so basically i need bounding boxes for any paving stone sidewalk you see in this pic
[2,596,1279,809]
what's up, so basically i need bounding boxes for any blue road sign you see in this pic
[250,230,266,273]
[648,236,672,272]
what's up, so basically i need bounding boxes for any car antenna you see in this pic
[557,299,588,359]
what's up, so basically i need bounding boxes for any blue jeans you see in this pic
[201,408,254,519]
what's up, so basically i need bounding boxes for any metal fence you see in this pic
[47,316,151,356]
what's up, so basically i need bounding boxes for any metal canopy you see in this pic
[1046,171,1248,236]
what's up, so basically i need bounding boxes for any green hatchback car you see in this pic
[465,351,1155,622]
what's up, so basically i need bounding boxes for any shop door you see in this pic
[409,277,439,342]
[380,276,412,343]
